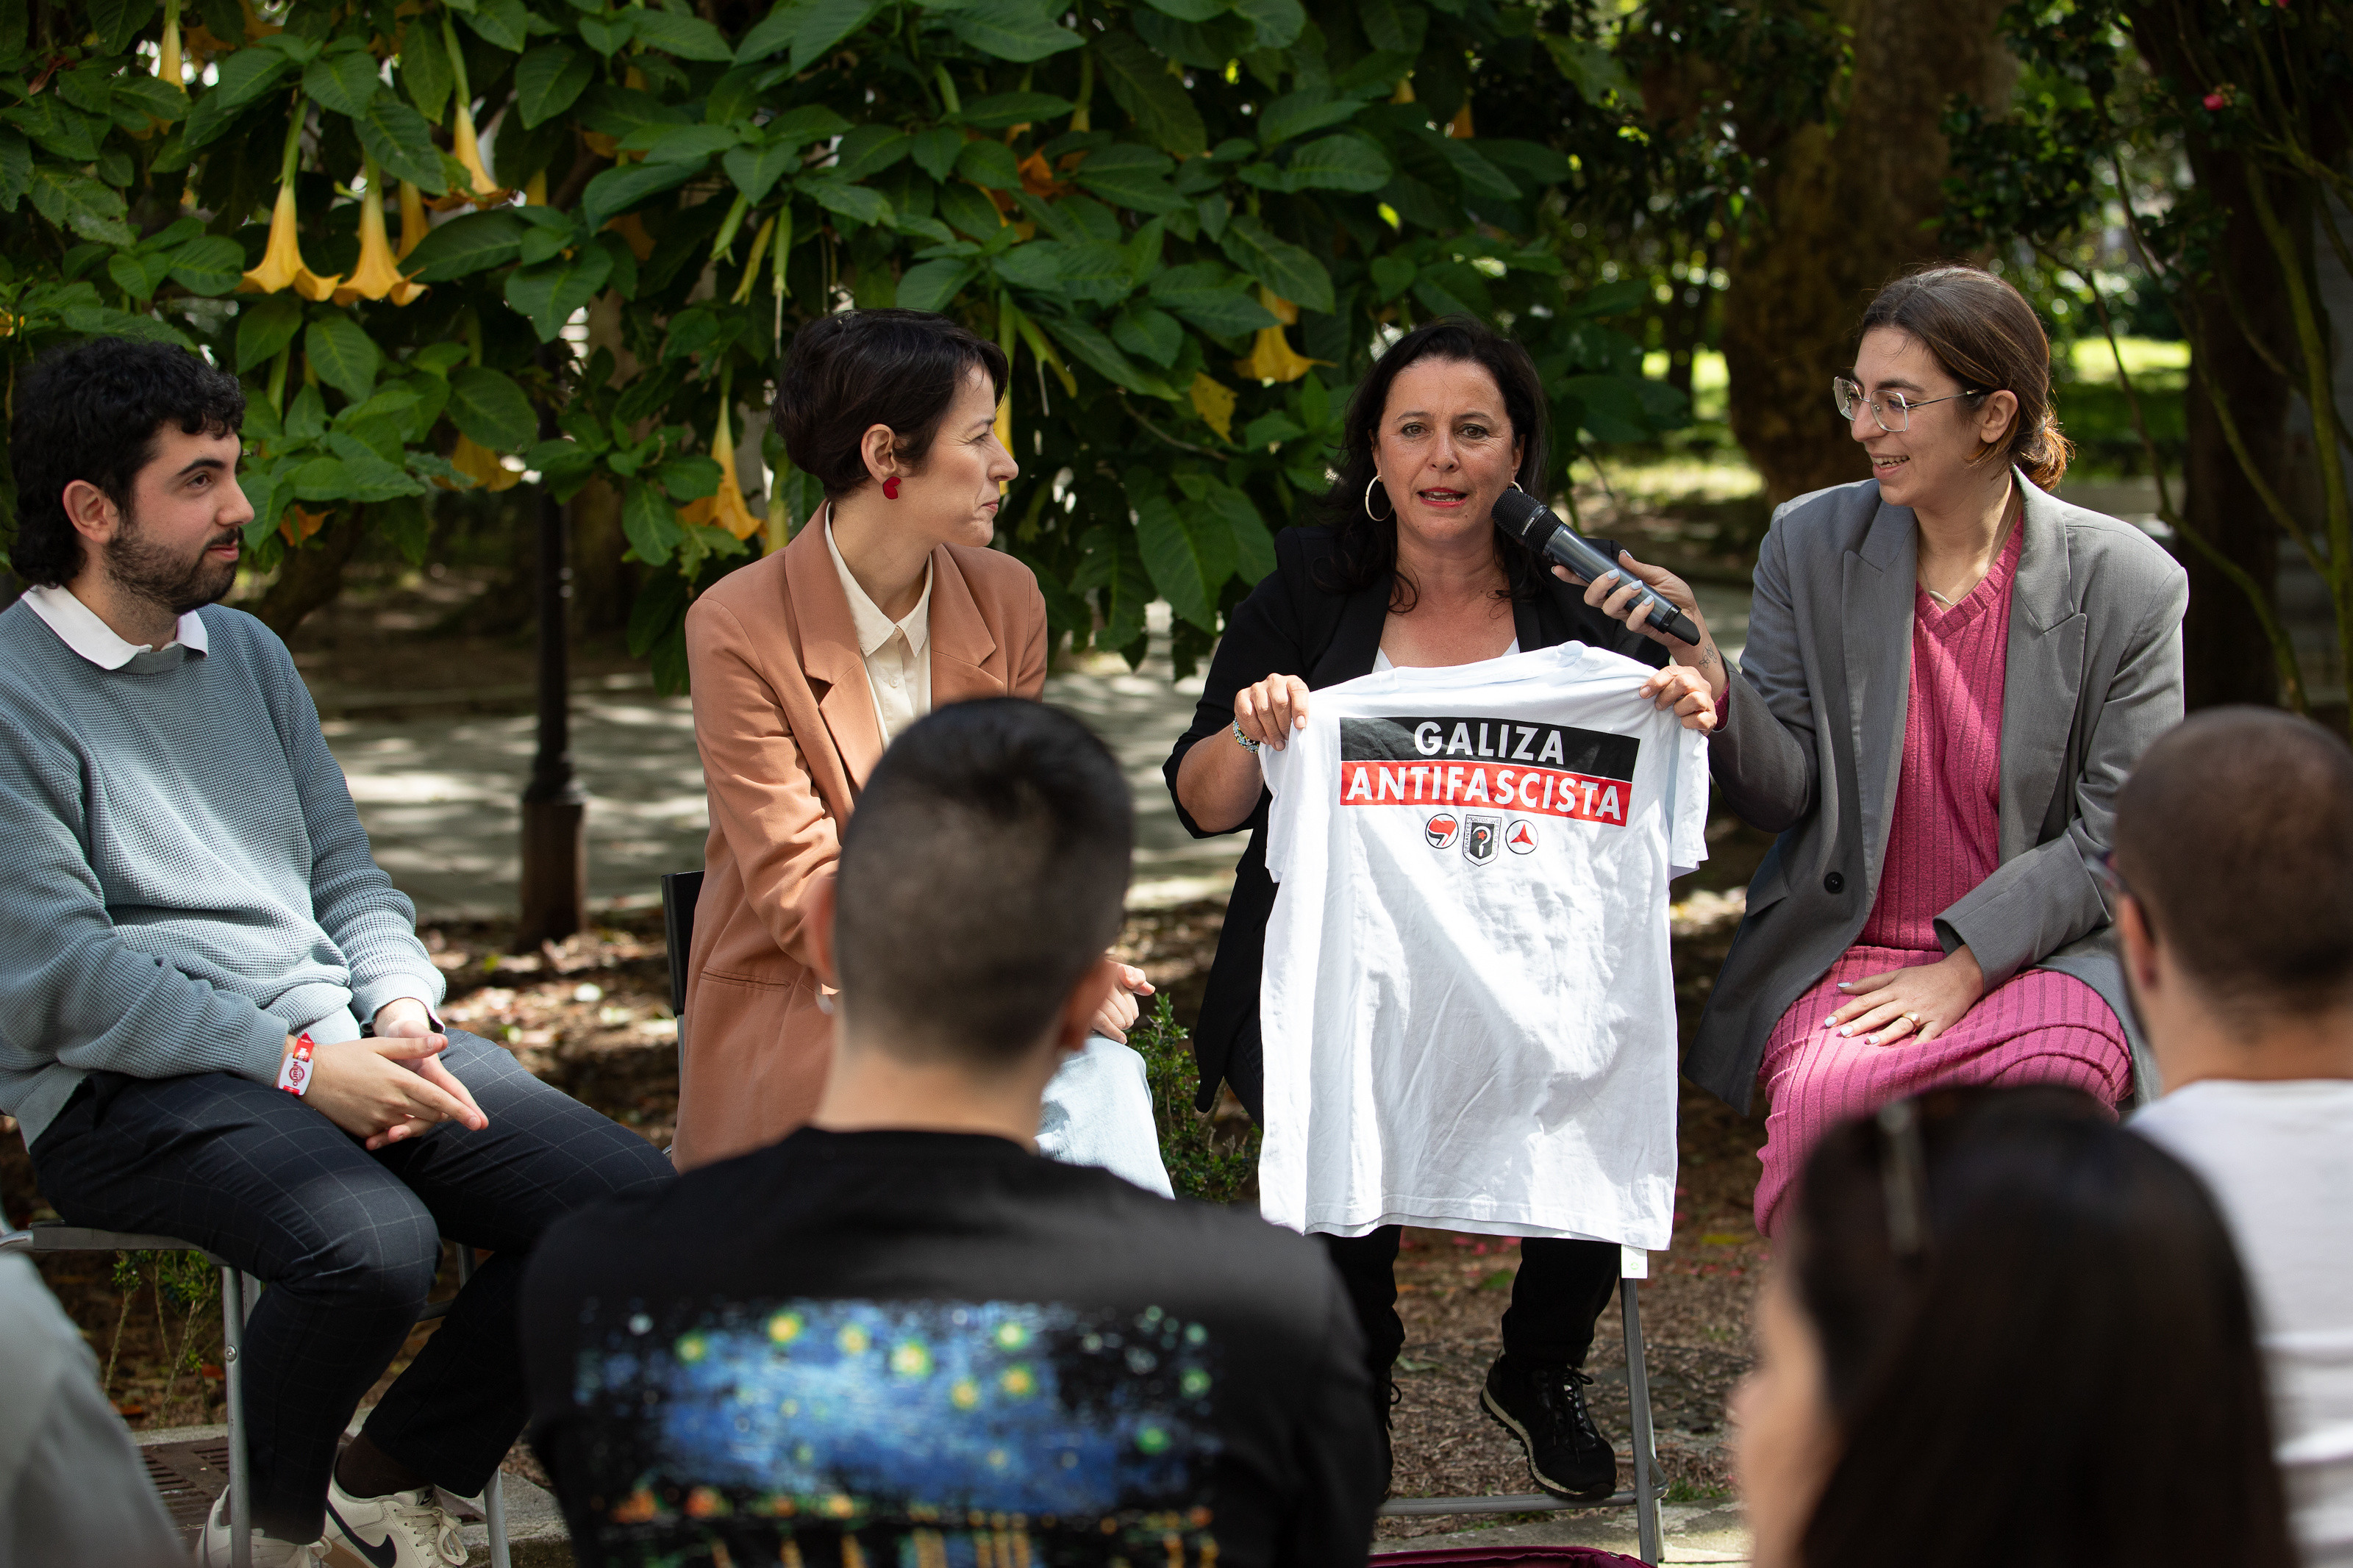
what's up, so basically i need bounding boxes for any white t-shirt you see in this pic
[1256,642,1709,1247]
[2133,1080,2353,1568]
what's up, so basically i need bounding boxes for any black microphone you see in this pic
[1493,485,1704,647]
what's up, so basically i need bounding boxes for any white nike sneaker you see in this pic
[193,1489,326,1566]
[319,1474,467,1568]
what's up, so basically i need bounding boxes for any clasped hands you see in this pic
[291,997,488,1150]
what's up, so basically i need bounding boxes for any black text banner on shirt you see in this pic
[1338,714,1640,826]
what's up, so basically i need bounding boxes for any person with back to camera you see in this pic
[1731,1084,2296,1568]
[0,338,677,1568]
[674,309,1161,1186]
[523,698,1383,1567]
[1560,265,2188,1234]
[2115,709,2353,1568]
[1165,315,1721,1500]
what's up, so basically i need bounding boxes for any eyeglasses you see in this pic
[1833,376,1986,433]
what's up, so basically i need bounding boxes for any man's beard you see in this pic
[104,508,238,617]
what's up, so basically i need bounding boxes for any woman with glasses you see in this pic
[1732,1086,2294,1568]
[1560,265,2186,1234]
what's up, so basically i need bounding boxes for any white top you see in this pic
[21,584,209,668]
[2134,1079,2353,1568]
[823,512,933,745]
[1255,642,1709,1247]
[1372,637,1518,673]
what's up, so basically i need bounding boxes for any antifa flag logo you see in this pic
[1463,815,1501,864]
[1424,813,1460,849]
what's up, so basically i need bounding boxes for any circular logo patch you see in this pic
[1506,820,1539,855]
[1424,812,1460,849]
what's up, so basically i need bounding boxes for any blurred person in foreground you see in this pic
[1733,1086,2294,1568]
[2119,708,2353,1568]
[0,1251,182,1567]
[524,699,1382,1567]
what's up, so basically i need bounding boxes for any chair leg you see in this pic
[449,1244,513,1567]
[222,1266,252,1568]
[1621,1278,1663,1567]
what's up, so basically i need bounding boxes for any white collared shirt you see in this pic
[823,512,933,746]
[22,584,209,668]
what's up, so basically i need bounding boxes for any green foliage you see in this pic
[1133,994,1259,1206]
[0,0,1699,673]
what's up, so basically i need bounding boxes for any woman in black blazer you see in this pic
[1164,318,1720,1501]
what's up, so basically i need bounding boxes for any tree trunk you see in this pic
[1720,0,2017,504]
[251,518,363,638]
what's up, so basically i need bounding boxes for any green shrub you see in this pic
[1132,995,1259,1206]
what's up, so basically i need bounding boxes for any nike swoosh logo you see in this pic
[325,1500,401,1568]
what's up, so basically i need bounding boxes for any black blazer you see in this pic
[1162,525,1667,1114]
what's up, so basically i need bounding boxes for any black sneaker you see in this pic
[1479,1354,1618,1502]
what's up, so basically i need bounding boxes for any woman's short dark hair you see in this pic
[1790,1087,2293,1568]
[771,309,1009,502]
[8,337,246,587]
[1857,265,2073,492]
[1318,316,1553,609]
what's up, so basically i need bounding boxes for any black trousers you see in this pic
[1227,1036,1622,1380]
[32,1033,675,1542]
[1318,1228,1621,1378]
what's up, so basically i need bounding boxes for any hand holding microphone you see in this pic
[1491,486,1704,646]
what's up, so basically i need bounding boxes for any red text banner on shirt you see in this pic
[1337,715,1640,826]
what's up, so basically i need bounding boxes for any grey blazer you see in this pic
[1686,472,2188,1113]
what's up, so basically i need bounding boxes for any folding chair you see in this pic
[1377,1251,1666,1566]
[0,1221,513,1568]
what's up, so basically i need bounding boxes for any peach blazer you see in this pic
[673,520,1048,1169]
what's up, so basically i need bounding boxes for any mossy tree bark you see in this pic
[1721,0,2017,504]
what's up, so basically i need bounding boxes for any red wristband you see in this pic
[276,1033,315,1097]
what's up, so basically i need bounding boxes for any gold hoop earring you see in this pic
[1364,474,1393,521]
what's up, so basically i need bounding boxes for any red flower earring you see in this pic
[882,476,901,500]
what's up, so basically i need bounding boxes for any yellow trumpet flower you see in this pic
[433,15,507,208]
[157,0,185,91]
[443,434,519,492]
[1234,293,1328,383]
[334,156,426,307]
[241,179,343,301]
[396,181,427,259]
[684,393,763,540]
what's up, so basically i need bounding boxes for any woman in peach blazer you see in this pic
[673,310,1051,1168]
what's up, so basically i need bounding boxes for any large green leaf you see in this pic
[303,46,383,118]
[402,210,530,281]
[945,0,1087,62]
[353,90,450,195]
[399,16,454,123]
[579,160,701,230]
[88,0,157,54]
[505,246,615,341]
[722,140,799,204]
[1149,261,1279,334]
[1218,215,1333,312]
[1132,492,1219,629]
[514,43,594,127]
[1254,89,1365,151]
[1278,134,1391,192]
[896,258,981,312]
[798,173,892,227]
[27,167,133,246]
[457,0,531,51]
[181,44,296,146]
[1073,523,1153,654]
[165,235,247,296]
[1042,315,1179,398]
[235,294,305,373]
[908,126,963,182]
[622,479,685,566]
[305,317,382,401]
[324,432,429,501]
[1231,0,1306,47]
[1181,473,1278,584]
[107,250,174,301]
[622,123,740,165]
[0,130,30,212]
[789,0,888,70]
[446,366,538,452]
[954,140,1022,190]
[1071,143,1189,214]
[735,1,803,62]
[1094,30,1208,157]
[627,10,734,61]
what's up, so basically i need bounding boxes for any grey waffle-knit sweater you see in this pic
[0,599,443,1147]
